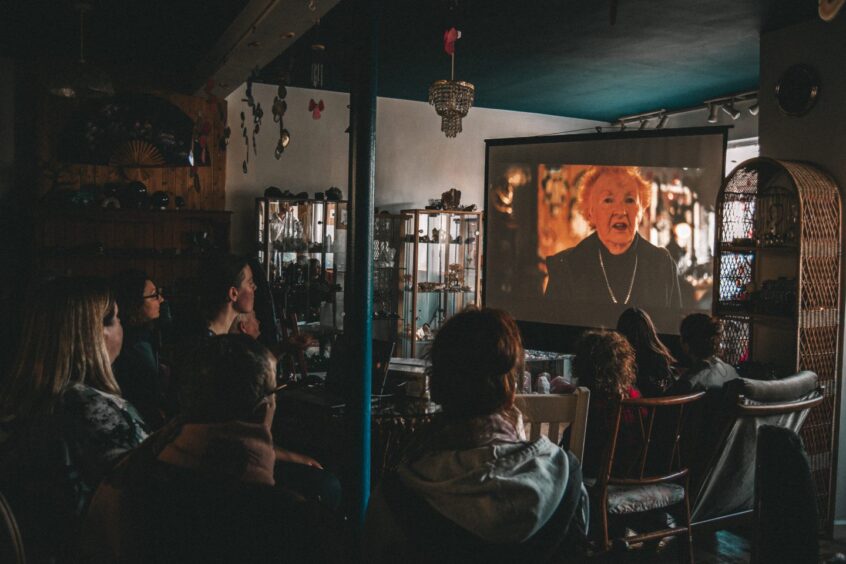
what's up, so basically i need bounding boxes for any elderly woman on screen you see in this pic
[545,166,681,309]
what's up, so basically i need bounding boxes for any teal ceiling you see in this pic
[260,0,817,122]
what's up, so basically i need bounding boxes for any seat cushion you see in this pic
[606,483,685,514]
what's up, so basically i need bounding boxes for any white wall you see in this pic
[759,14,846,521]
[225,84,602,253]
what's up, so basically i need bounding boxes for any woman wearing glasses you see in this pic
[112,270,171,430]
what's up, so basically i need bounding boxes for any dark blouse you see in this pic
[546,233,682,310]
[0,383,147,562]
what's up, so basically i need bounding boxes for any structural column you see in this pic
[345,0,379,528]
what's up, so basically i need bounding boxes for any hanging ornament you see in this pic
[311,42,325,88]
[309,99,325,119]
[428,27,475,138]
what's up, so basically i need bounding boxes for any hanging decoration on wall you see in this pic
[311,38,326,88]
[309,99,325,119]
[428,27,475,138]
[273,83,291,159]
[240,69,265,173]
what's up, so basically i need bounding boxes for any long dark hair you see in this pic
[112,269,149,328]
[616,308,676,395]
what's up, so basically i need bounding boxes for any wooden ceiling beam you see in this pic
[191,0,340,98]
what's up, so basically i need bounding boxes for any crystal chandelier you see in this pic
[428,28,475,138]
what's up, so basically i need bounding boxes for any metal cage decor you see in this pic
[713,157,842,531]
[428,27,475,138]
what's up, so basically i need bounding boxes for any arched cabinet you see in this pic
[714,157,842,530]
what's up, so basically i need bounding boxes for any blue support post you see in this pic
[346,0,379,529]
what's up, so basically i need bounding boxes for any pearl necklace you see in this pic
[597,248,638,305]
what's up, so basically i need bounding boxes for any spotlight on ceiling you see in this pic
[619,121,627,131]
[656,113,669,129]
[748,102,760,116]
[595,126,604,133]
[721,101,741,120]
[707,103,720,123]
[638,119,648,130]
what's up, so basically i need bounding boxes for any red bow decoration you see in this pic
[443,27,461,56]
[309,99,325,119]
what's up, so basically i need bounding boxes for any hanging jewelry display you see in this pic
[272,83,290,159]
[428,26,475,138]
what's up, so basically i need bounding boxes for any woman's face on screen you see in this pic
[585,174,644,254]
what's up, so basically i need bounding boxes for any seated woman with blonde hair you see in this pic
[0,277,147,562]
[364,308,588,563]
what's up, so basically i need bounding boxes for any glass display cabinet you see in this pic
[399,209,483,357]
[373,213,407,344]
[255,197,347,329]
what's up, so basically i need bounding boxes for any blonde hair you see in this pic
[0,277,121,418]
[577,166,652,228]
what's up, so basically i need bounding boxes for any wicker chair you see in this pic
[594,391,704,563]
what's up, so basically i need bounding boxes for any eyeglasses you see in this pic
[253,383,287,410]
[142,289,163,300]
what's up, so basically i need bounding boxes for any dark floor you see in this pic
[569,525,846,563]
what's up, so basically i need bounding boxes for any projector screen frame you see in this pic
[482,126,729,352]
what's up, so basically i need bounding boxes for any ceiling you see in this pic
[2,0,818,122]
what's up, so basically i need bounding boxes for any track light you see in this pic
[707,103,719,123]
[638,119,648,130]
[748,102,759,116]
[619,122,626,131]
[721,101,741,120]
[656,113,669,129]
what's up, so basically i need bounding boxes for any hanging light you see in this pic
[707,103,720,123]
[429,27,475,138]
[721,101,741,120]
[45,2,114,98]
[748,102,760,116]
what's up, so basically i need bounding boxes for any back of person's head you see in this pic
[197,255,250,322]
[429,307,523,418]
[112,269,148,328]
[229,311,261,340]
[616,307,675,365]
[680,313,722,360]
[572,330,636,396]
[178,334,276,424]
[0,277,120,417]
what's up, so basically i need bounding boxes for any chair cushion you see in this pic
[731,371,818,403]
[606,483,685,514]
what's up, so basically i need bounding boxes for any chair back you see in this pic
[598,391,705,486]
[691,371,823,525]
[515,388,590,462]
[0,491,26,564]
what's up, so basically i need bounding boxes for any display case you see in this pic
[713,157,841,531]
[373,213,407,343]
[255,197,347,329]
[399,210,483,357]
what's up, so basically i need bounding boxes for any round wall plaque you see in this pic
[774,64,820,117]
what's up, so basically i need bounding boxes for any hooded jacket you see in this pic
[363,410,588,563]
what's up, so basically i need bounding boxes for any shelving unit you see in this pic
[373,213,407,344]
[399,209,483,357]
[713,157,841,530]
[255,197,347,329]
[32,208,231,294]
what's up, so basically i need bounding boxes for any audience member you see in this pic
[83,334,342,563]
[111,269,172,430]
[198,254,257,336]
[0,277,147,562]
[674,313,739,392]
[616,307,677,396]
[573,330,643,478]
[364,308,588,563]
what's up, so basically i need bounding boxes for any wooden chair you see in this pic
[514,387,590,462]
[594,391,704,563]
[0,491,26,564]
